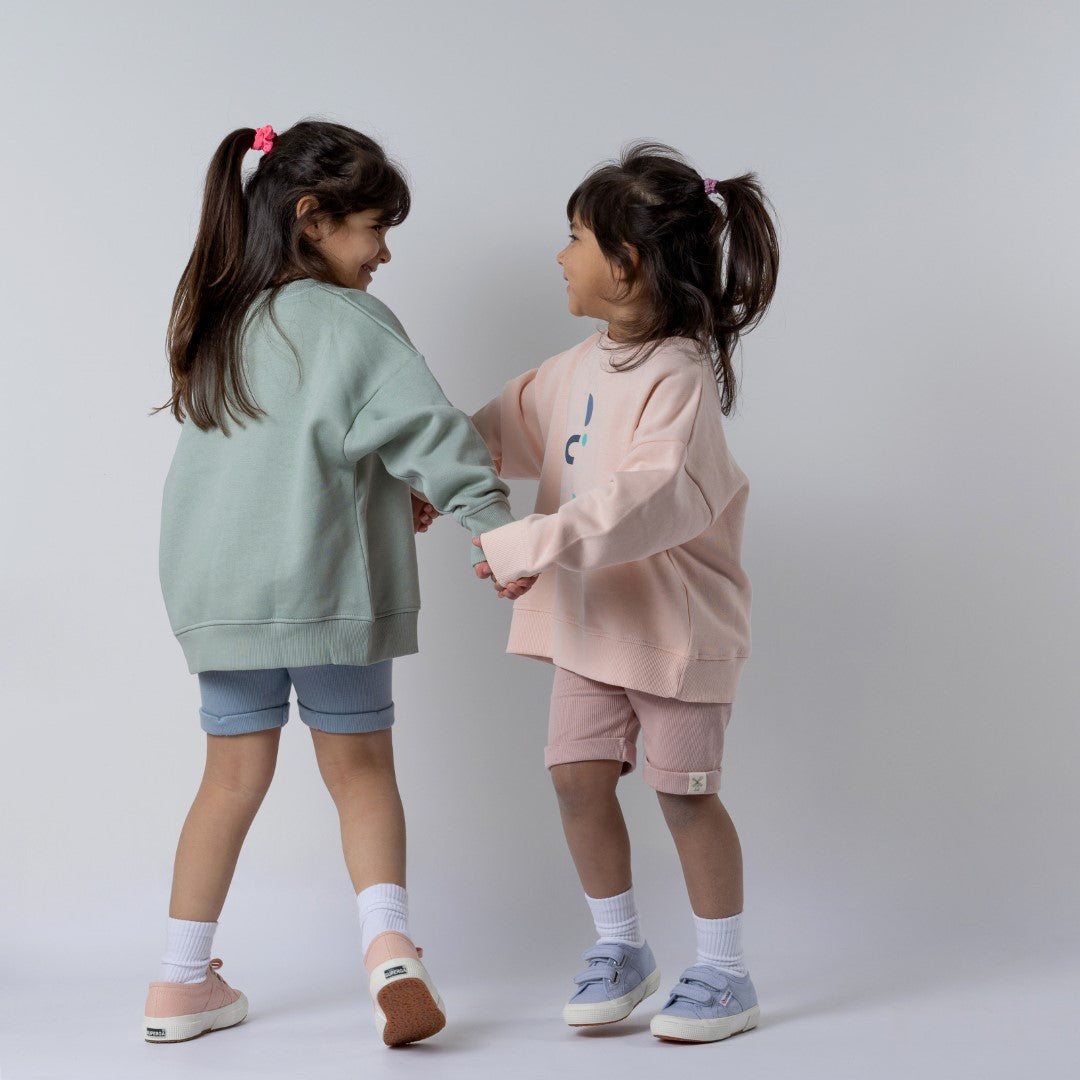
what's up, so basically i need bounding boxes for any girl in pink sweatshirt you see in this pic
[471,143,779,1044]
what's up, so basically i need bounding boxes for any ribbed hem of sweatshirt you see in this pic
[507,607,746,704]
[176,612,418,675]
[463,499,515,566]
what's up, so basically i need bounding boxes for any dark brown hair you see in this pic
[567,142,779,415]
[159,121,410,432]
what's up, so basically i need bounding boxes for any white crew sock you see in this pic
[357,883,410,954]
[694,911,748,977]
[160,917,217,985]
[586,887,645,948]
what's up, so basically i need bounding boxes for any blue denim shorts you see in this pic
[197,661,394,736]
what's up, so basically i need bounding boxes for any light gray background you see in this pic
[1,1,1077,1077]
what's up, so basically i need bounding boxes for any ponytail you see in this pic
[163,128,259,431]
[157,120,411,433]
[710,174,779,412]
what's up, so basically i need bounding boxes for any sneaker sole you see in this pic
[650,1003,760,1043]
[369,956,446,1047]
[143,992,249,1043]
[563,967,661,1027]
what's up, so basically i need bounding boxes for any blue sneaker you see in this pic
[562,941,660,1026]
[650,964,760,1042]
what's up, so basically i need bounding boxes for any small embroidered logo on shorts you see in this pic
[688,772,707,794]
[383,965,407,979]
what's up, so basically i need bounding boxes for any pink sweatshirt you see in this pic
[473,333,751,703]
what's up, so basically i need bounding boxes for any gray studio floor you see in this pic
[3,924,1076,1080]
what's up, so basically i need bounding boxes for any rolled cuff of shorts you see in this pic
[297,701,395,734]
[199,703,289,736]
[644,760,722,795]
[545,737,637,774]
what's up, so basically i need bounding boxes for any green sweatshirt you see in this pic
[159,279,513,673]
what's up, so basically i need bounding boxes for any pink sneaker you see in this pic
[364,932,445,1046]
[143,958,248,1042]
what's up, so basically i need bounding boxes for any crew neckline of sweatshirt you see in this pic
[594,329,703,365]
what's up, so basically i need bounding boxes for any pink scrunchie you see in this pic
[703,177,718,195]
[252,125,275,154]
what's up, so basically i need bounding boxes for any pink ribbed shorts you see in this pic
[545,668,732,795]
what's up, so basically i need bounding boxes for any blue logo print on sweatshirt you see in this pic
[564,393,594,464]
[564,393,594,501]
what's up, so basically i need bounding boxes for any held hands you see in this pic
[411,497,533,599]
[472,537,538,600]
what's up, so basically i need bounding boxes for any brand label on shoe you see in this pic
[384,965,407,978]
[719,989,733,1006]
[146,1027,166,1037]
[688,772,707,794]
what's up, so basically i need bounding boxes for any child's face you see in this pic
[316,209,391,291]
[556,218,631,330]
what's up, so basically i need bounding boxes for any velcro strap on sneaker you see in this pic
[678,965,731,993]
[573,966,617,986]
[580,946,625,966]
[668,980,714,1006]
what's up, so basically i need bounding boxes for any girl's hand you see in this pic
[411,493,438,533]
[472,538,538,599]
[495,574,538,600]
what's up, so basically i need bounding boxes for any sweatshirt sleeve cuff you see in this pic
[479,520,537,582]
[462,500,515,566]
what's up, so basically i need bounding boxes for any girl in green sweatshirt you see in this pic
[144,120,520,1048]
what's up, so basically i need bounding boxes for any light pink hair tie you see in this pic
[252,125,276,154]
[703,177,718,195]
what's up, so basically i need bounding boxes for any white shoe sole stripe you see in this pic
[563,968,661,1026]
[143,993,249,1042]
[650,1003,760,1042]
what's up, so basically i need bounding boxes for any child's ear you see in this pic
[295,194,326,240]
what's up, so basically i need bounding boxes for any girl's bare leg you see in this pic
[310,727,406,891]
[169,728,281,921]
[550,760,632,898]
[657,792,743,918]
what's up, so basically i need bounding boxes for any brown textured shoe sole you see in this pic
[377,977,446,1046]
